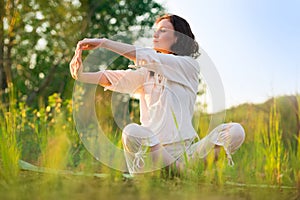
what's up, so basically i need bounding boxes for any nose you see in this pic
[153,30,159,38]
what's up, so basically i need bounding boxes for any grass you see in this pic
[0,88,300,199]
[0,86,20,185]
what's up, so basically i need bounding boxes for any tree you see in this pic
[0,0,4,90]
[0,0,165,106]
[0,0,17,91]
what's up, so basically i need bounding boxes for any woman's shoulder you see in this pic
[136,47,199,72]
[175,55,200,71]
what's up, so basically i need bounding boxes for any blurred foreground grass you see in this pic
[0,89,300,199]
[0,170,298,200]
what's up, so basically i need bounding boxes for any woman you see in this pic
[70,14,245,175]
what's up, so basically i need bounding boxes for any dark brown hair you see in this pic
[155,14,200,58]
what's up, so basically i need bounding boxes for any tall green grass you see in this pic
[0,87,21,185]
[0,88,299,196]
[194,96,300,188]
[262,99,286,185]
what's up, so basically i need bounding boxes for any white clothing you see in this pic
[104,47,200,146]
[102,47,245,174]
[188,122,245,166]
[122,122,245,174]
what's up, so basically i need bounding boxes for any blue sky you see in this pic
[156,0,300,108]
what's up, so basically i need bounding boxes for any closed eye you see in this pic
[154,27,167,34]
[159,28,166,32]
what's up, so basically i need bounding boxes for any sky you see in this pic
[155,0,300,109]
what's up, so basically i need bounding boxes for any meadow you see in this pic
[3,1,298,198]
[0,88,299,200]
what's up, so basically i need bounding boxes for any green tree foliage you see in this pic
[0,0,165,106]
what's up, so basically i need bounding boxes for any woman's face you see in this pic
[153,19,177,54]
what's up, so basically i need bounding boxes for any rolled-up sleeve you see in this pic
[103,68,146,94]
[135,47,200,92]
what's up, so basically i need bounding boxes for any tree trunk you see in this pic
[0,0,7,90]
[26,55,65,105]
[26,64,57,105]
[4,0,17,88]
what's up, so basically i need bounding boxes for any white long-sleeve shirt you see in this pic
[103,47,200,146]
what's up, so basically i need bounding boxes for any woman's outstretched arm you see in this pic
[70,38,138,86]
[69,47,111,87]
[77,38,137,62]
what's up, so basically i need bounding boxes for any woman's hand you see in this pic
[69,47,83,80]
[77,38,106,50]
[70,38,106,79]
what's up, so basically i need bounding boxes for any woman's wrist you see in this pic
[100,38,108,48]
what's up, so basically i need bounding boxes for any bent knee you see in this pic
[121,123,159,147]
[230,123,245,141]
[122,123,140,142]
[122,123,140,136]
[228,123,245,152]
[122,123,151,141]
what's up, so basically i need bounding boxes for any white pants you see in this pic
[122,123,245,174]
[187,123,245,165]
